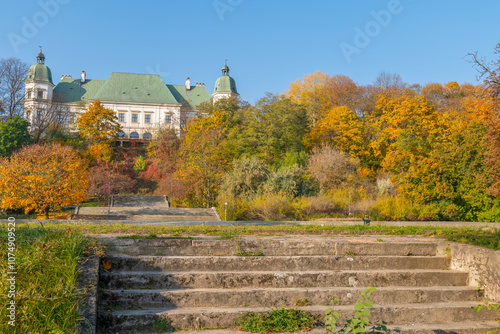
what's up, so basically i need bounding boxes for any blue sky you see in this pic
[0,0,498,104]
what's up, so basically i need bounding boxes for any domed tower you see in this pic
[212,62,239,103]
[24,48,55,123]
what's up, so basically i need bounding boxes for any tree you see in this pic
[305,106,367,158]
[286,72,360,124]
[0,115,32,157]
[0,143,89,218]
[177,111,231,206]
[0,58,29,117]
[307,146,360,193]
[86,160,136,203]
[77,99,121,145]
[247,94,309,165]
[27,96,71,143]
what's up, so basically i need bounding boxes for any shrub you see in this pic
[373,196,440,221]
[223,157,269,199]
[308,146,359,193]
[248,193,293,220]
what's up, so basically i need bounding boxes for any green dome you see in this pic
[25,49,53,84]
[25,63,53,84]
[214,75,238,94]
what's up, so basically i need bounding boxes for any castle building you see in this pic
[24,50,239,139]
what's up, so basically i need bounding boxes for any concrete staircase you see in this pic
[96,236,499,333]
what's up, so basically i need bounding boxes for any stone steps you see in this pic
[104,238,438,256]
[96,237,495,333]
[101,302,497,333]
[137,322,500,334]
[100,270,468,290]
[102,255,450,272]
[101,286,479,309]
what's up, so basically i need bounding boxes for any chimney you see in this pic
[186,77,191,91]
[81,71,86,83]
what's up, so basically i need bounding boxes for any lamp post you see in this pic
[225,190,227,221]
[348,192,351,217]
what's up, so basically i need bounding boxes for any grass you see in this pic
[236,308,316,333]
[235,250,264,256]
[0,225,104,333]
[6,222,500,251]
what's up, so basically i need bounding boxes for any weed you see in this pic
[325,287,388,334]
[235,250,264,256]
[236,308,315,333]
[443,246,452,260]
[345,251,357,257]
[441,266,450,270]
[473,302,499,333]
[153,318,171,332]
[218,230,238,240]
[376,238,384,242]
[294,299,310,306]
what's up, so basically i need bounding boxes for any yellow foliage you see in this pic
[77,99,122,145]
[306,106,367,157]
[0,143,89,216]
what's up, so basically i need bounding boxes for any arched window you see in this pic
[118,132,126,139]
[143,133,152,140]
[130,132,139,139]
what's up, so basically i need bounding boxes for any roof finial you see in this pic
[37,47,45,64]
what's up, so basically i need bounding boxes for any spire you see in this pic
[222,61,229,76]
[36,47,45,64]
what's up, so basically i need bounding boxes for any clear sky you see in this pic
[0,0,498,104]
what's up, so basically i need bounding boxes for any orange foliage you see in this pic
[0,143,89,216]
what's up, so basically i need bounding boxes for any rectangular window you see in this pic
[69,115,76,124]
[37,111,42,120]
[37,90,44,99]
[56,115,64,123]
[165,115,171,124]
[119,113,125,122]
[132,114,138,123]
[145,115,151,124]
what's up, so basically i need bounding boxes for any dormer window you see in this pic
[37,90,44,99]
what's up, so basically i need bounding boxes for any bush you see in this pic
[373,196,440,221]
[248,193,293,220]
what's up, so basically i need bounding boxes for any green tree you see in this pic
[0,115,32,157]
[247,94,309,165]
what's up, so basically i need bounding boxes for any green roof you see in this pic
[93,72,178,104]
[53,78,105,103]
[168,85,212,109]
[52,72,212,108]
[25,63,54,85]
[214,75,238,94]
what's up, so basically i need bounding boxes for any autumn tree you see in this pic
[0,115,32,157]
[177,111,231,207]
[286,72,359,124]
[0,58,29,117]
[86,160,136,203]
[305,106,367,159]
[0,143,89,218]
[77,99,121,146]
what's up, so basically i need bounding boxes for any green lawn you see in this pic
[0,226,103,333]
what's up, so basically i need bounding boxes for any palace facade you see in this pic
[24,49,239,139]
